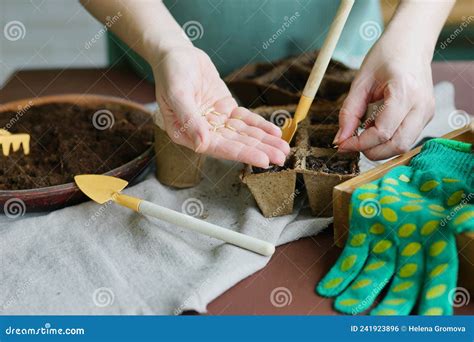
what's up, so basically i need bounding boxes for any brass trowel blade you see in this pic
[281,95,313,143]
[74,174,128,204]
[280,119,297,143]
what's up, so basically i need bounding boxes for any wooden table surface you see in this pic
[1,62,473,315]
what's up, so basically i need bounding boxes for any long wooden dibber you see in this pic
[281,0,355,143]
[75,174,275,256]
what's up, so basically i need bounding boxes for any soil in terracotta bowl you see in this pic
[0,103,154,190]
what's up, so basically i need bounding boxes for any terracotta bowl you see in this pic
[0,94,155,212]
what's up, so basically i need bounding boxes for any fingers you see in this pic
[219,128,287,166]
[339,80,415,154]
[231,107,282,138]
[202,109,290,166]
[212,95,238,115]
[338,77,417,155]
[227,118,290,155]
[165,96,290,166]
[335,76,373,144]
[204,133,271,168]
[361,107,427,160]
[372,81,414,141]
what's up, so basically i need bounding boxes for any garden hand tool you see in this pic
[317,138,473,315]
[75,174,275,256]
[0,128,30,156]
[281,0,354,143]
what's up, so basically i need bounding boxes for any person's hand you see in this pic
[334,34,435,160]
[151,46,290,168]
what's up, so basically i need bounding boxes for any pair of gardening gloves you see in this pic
[317,138,473,315]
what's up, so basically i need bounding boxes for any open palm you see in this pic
[152,47,289,168]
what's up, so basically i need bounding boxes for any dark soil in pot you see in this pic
[0,103,153,190]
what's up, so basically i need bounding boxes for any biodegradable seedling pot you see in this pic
[301,124,359,217]
[240,104,360,218]
[241,149,303,218]
[241,167,297,218]
[154,126,206,188]
[225,50,356,107]
[303,149,360,217]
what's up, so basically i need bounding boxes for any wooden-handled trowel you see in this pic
[74,174,275,256]
[281,0,354,143]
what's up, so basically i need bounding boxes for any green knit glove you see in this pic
[317,138,473,315]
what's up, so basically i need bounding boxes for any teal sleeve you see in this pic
[106,0,382,80]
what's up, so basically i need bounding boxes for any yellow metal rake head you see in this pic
[0,129,30,156]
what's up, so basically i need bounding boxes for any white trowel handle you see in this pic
[138,200,275,256]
